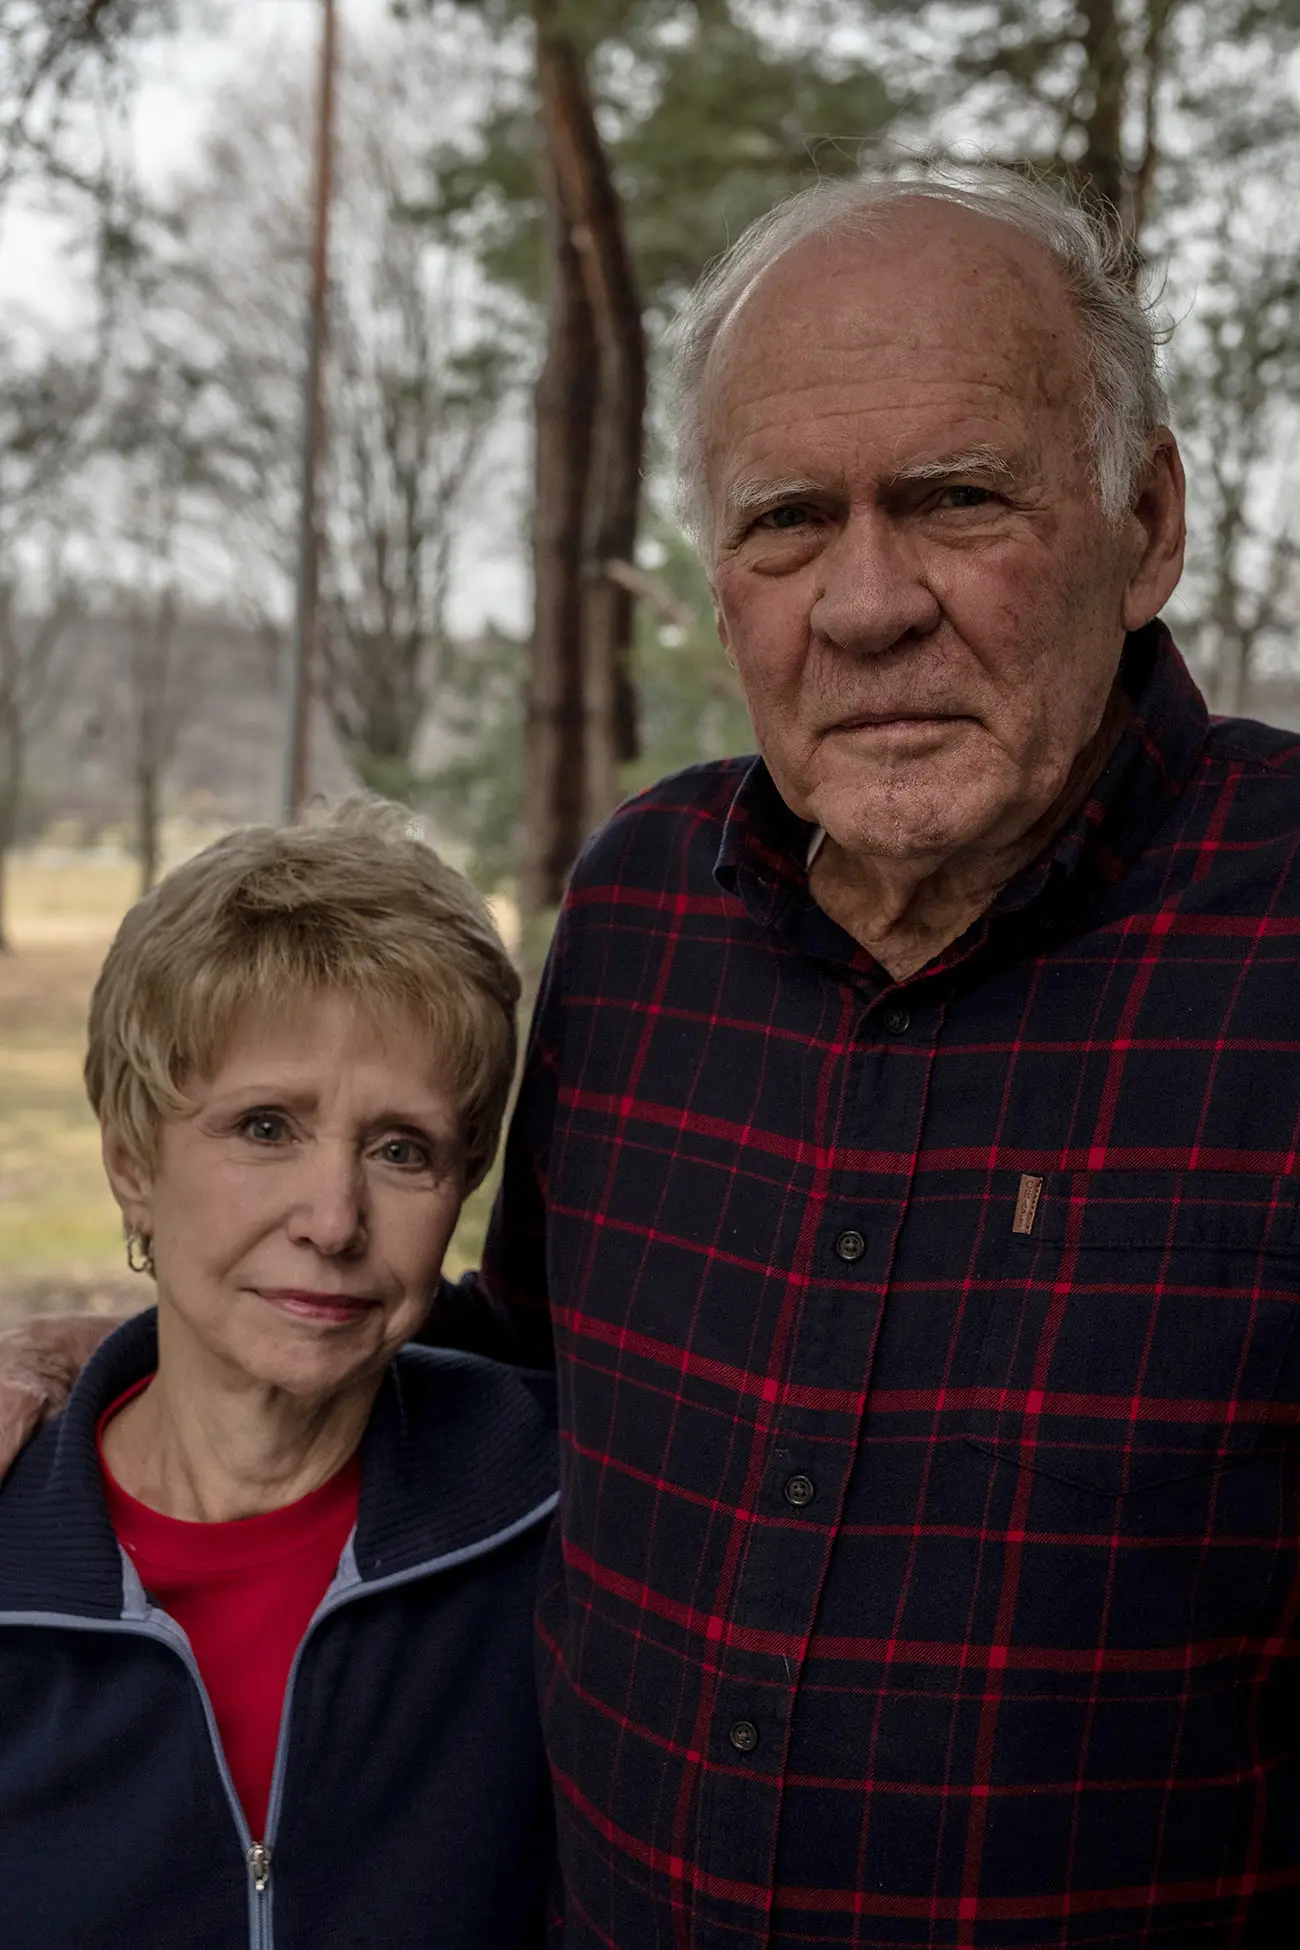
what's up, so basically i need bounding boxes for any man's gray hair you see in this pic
[666,166,1169,549]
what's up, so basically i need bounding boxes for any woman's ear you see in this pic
[101,1122,155,1238]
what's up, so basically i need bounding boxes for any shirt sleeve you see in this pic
[421,912,566,1371]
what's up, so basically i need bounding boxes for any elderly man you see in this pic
[7,170,1300,1944]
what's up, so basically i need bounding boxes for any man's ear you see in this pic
[101,1122,155,1238]
[715,601,738,670]
[1121,429,1187,631]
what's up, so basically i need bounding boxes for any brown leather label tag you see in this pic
[1012,1173,1043,1236]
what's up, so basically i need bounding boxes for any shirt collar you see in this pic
[714,621,1209,953]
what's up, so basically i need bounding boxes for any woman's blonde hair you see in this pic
[85,800,520,1191]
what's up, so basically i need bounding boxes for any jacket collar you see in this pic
[713,621,1209,972]
[351,1337,556,1581]
[0,1310,556,1618]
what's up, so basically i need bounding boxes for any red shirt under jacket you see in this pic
[97,1379,360,1839]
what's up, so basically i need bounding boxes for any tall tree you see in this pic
[0,570,77,949]
[322,255,507,800]
[0,344,94,946]
[121,581,187,894]
[131,26,509,804]
[1164,169,1300,713]
[524,178,597,910]
[862,1,1255,243]
[0,0,173,197]
[428,0,897,910]
[89,251,259,888]
[524,3,645,909]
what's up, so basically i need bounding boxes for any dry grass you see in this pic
[0,858,138,1324]
[0,852,493,1329]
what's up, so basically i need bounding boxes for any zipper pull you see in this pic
[248,1842,272,1892]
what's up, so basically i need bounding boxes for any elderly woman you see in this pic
[0,805,557,1948]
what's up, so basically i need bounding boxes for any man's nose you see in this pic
[809,512,942,655]
[286,1144,367,1258]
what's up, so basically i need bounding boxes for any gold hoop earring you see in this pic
[125,1229,155,1278]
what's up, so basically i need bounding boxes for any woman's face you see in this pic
[103,991,466,1404]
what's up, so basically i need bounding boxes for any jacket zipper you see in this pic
[114,1610,277,1949]
[114,1608,280,1948]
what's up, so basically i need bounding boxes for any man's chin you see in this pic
[810,783,1001,869]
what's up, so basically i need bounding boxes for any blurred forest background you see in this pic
[0,0,1298,1320]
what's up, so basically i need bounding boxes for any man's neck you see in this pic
[101,1327,376,1523]
[809,689,1133,983]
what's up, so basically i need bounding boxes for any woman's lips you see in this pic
[256,1289,381,1325]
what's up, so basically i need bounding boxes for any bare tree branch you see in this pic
[602,558,696,635]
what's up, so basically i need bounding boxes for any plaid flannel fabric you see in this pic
[445,622,1300,1947]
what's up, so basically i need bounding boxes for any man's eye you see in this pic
[756,503,815,531]
[936,484,996,510]
[240,1111,288,1144]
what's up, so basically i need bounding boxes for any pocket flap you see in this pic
[1027,1169,1300,1254]
[967,1172,1300,1494]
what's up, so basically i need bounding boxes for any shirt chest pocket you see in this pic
[964,1172,1300,1496]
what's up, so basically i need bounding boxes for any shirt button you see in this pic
[834,1228,867,1262]
[783,1473,815,1508]
[729,1720,760,1754]
[883,1004,911,1034]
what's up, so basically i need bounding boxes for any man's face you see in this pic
[706,205,1180,870]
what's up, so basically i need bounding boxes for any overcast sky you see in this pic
[2,2,327,330]
[0,0,528,632]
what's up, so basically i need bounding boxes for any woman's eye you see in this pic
[240,1111,288,1144]
[376,1135,431,1170]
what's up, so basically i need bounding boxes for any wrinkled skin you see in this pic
[0,995,465,1488]
[705,202,1186,973]
[98,994,464,1518]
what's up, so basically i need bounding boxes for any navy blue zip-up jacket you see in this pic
[0,1309,559,1950]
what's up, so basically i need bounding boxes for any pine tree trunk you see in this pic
[1128,0,1178,247]
[535,21,646,834]
[1077,0,1129,223]
[521,155,599,920]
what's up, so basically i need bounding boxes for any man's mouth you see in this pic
[830,711,967,734]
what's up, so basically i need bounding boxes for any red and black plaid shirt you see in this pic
[443,621,1300,1946]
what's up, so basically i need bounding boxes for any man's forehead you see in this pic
[703,204,1081,414]
[697,209,1089,532]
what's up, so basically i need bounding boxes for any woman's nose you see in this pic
[285,1146,367,1257]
